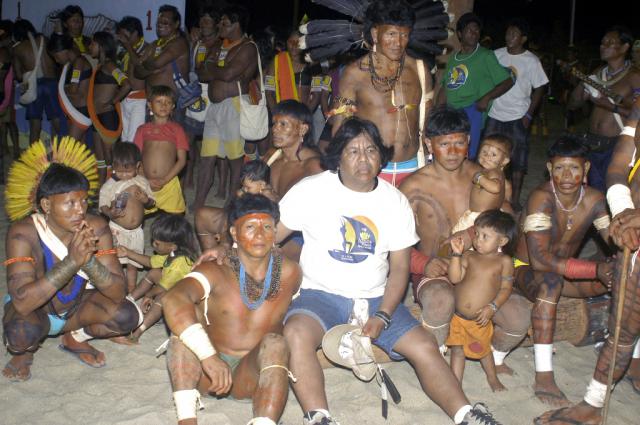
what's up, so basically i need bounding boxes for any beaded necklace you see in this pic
[229,250,282,310]
[367,52,405,93]
[551,180,585,230]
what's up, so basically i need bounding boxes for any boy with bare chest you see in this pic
[133,85,188,214]
[447,210,516,391]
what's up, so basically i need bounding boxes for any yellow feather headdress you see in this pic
[5,137,98,221]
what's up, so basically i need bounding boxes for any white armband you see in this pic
[523,213,552,232]
[606,184,635,218]
[621,126,637,137]
[179,323,216,361]
[185,271,212,325]
[593,215,611,231]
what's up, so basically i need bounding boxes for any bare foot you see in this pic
[534,372,570,407]
[487,376,507,392]
[495,363,515,376]
[59,332,106,368]
[110,335,139,346]
[534,401,602,424]
[2,352,34,382]
[626,358,640,394]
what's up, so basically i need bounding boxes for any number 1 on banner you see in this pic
[146,10,152,30]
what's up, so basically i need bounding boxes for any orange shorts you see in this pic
[446,314,493,359]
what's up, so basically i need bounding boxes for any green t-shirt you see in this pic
[442,46,510,109]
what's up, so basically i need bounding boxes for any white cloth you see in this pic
[279,171,419,298]
[98,175,154,209]
[488,48,549,122]
[120,95,147,142]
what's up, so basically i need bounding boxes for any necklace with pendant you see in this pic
[551,180,585,230]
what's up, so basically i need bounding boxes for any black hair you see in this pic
[150,213,199,261]
[547,136,588,159]
[159,4,182,25]
[47,33,74,54]
[221,4,250,34]
[148,85,176,103]
[112,142,141,168]
[240,160,271,184]
[456,12,482,34]
[92,31,118,62]
[227,193,280,224]
[0,20,13,39]
[116,16,143,37]
[606,25,634,55]
[59,5,84,23]
[36,163,89,206]
[198,6,220,22]
[322,117,393,172]
[272,100,315,150]
[13,19,36,42]
[474,209,518,256]
[481,134,513,156]
[425,105,470,137]
[253,26,279,65]
[363,0,415,46]
[507,17,530,39]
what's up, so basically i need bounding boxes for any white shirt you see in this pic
[279,171,419,298]
[489,47,549,122]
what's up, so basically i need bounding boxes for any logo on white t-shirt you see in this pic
[328,216,378,264]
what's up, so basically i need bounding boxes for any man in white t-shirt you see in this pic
[485,18,548,211]
[279,117,502,425]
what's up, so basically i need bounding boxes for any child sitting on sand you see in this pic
[99,142,155,293]
[447,209,516,392]
[452,135,513,233]
[134,85,188,214]
[116,214,198,343]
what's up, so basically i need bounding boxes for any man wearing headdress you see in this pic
[567,26,640,192]
[2,138,142,382]
[326,0,437,188]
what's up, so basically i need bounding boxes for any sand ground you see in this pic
[1,103,639,424]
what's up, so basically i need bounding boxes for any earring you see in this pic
[232,241,238,249]
[373,43,377,53]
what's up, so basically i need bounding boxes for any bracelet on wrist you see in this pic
[525,112,533,120]
[374,311,392,330]
[488,302,498,312]
[451,252,463,257]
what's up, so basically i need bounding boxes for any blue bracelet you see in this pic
[524,112,533,120]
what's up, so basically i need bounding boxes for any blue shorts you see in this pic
[25,78,64,121]
[4,294,67,335]
[284,288,420,360]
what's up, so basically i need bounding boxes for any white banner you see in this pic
[3,0,186,40]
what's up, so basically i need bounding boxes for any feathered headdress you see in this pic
[5,137,98,221]
[299,0,450,66]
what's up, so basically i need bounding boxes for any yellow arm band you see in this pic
[523,213,552,232]
[179,323,216,361]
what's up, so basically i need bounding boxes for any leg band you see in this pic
[633,339,640,359]
[247,418,276,425]
[534,344,553,372]
[492,348,509,366]
[173,389,203,421]
[583,378,608,408]
[535,297,558,305]
[71,328,92,343]
[127,295,144,328]
[454,405,472,424]
[260,364,297,382]
[421,319,449,330]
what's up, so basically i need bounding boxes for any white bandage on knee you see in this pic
[179,323,216,361]
[173,389,203,421]
[492,348,509,366]
[184,272,212,325]
[607,184,635,218]
[583,378,608,408]
[71,328,93,343]
[534,344,553,372]
[453,405,472,424]
[633,339,640,359]
[247,417,277,425]
[621,126,637,137]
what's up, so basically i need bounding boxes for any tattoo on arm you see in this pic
[45,256,79,291]
[81,256,114,290]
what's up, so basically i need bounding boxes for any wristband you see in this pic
[488,302,498,312]
[524,112,533,120]
[374,311,392,330]
[473,171,483,186]
[564,258,598,280]
[410,248,430,275]
[606,184,635,218]
[179,323,216,361]
[451,252,463,257]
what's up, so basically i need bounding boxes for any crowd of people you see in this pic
[2,1,640,424]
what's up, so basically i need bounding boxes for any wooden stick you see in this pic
[602,247,631,425]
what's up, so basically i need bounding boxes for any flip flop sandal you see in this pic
[3,359,32,382]
[58,344,106,368]
[534,407,583,425]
